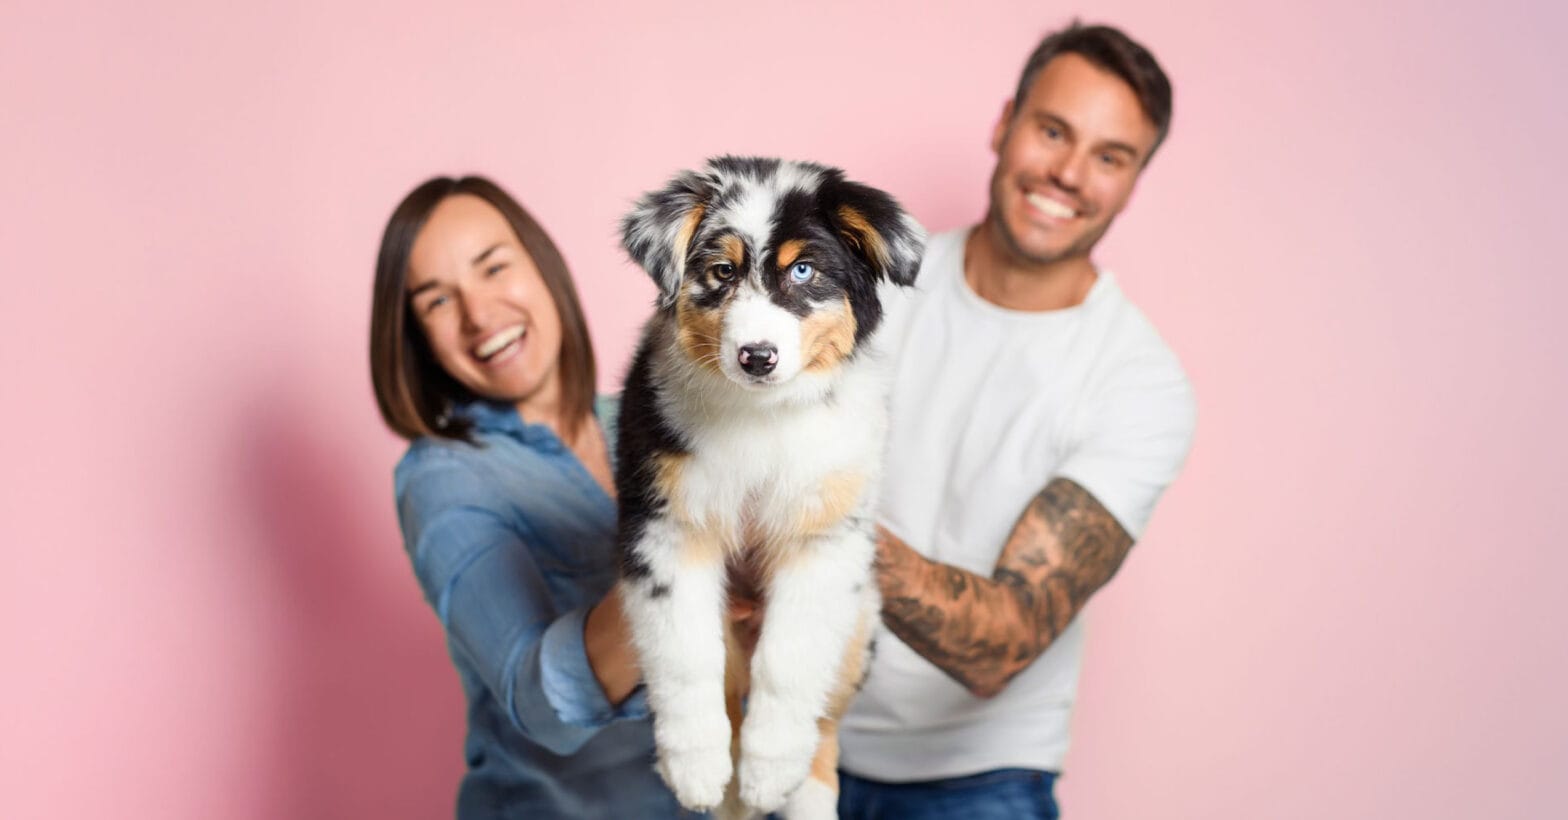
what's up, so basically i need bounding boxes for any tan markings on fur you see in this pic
[652,453,689,515]
[718,233,745,267]
[680,528,727,568]
[837,206,888,272]
[806,726,841,792]
[652,454,728,565]
[806,608,875,791]
[794,469,866,539]
[674,231,742,374]
[674,292,726,376]
[825,608,874,719]
[801,297,858,373]
[753,470,869,579]
[718,619,754,817]
[674,204,705,273]
[724,619,751,746]
[776,238,806,269]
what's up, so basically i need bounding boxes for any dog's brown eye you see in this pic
[710,263,737,281]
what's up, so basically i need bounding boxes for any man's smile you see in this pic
[1024,190,1081,222]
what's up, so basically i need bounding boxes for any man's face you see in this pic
[986,52,1160,268]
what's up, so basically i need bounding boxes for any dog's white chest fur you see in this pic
[660,356,889,541]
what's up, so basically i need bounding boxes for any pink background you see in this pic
[4,1,1564,818]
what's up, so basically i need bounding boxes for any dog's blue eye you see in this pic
[789,263,814,283]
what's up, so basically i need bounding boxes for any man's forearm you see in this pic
[875,477,1133,698]
[876,532,1054,698]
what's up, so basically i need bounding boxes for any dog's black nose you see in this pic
[738,343,778,376]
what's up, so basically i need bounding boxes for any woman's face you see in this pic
[406,194,564,414]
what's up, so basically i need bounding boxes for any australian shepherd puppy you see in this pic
[615,156,924,819]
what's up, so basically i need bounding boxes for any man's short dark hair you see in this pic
[1012,21,1173,160]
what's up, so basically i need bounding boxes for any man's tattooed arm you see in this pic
[875,477,1134,698]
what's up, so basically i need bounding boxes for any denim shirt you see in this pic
[394,397,685,818]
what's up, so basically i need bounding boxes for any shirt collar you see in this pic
[455,400,592,458]
[455,399,550,440]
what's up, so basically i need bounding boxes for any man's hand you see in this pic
[873,477,1134,698]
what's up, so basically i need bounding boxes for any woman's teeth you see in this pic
[477,325,525,360]
[1026,192,1077,219]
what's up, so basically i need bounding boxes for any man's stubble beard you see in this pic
[985,170,1113,270]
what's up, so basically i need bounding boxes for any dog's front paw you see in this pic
[738,749,814,814]
[658,745,734,811]
[737,708,820,812]
[782,776,839,820]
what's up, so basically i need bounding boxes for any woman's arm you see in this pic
[397,451,646,756]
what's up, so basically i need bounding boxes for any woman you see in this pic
[369,176,681,817]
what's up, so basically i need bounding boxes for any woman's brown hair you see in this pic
[370,176,597,443]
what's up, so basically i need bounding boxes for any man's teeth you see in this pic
[477,325,525,359]
[1026,193,1077,219]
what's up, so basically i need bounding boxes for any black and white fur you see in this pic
[616,157,923,819]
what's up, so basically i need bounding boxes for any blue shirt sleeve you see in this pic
[395,446,647,756]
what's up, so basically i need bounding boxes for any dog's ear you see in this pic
[621,170,712,308]
[824,175,926,287]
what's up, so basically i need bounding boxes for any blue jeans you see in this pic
[837,768,1060,819]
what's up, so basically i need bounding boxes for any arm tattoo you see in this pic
[877,477,1133,698]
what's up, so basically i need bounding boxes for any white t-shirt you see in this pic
[841,228,1197,780]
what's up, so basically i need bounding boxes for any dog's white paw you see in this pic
[658,744,734,811]
[737,708,819,812]
[738,749,813,814]
[782,777,838,820]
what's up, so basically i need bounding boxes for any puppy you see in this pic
[615,157,923,818]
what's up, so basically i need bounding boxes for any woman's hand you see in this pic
[585,586,642,705]
[587,584,767,705]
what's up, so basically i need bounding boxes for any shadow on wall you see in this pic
[240,399,463,819]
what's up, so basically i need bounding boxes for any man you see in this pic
[837,22,1197,818]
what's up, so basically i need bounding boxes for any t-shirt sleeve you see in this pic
[1054,346,1197,540]
[394,447,646,756]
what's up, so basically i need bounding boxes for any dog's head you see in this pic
[622,156,925,390]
